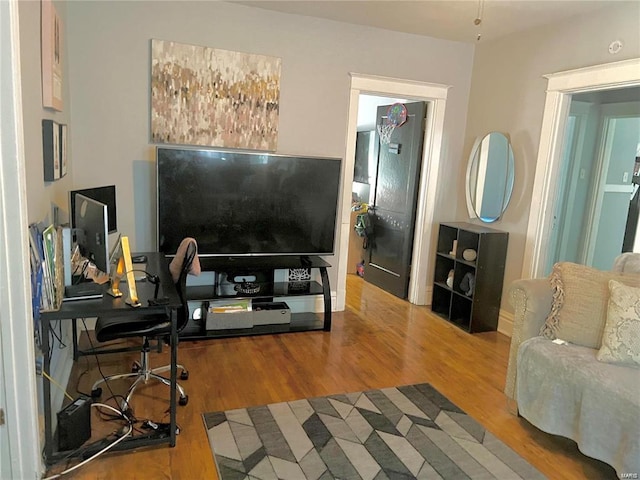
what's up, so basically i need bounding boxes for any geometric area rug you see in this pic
[202,383,546,479]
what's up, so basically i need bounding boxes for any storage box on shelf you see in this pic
[180,256,331,339]
[205,299,254,330]
[252,301,291,325]
[432,222,508,333]
[204,299,292,330]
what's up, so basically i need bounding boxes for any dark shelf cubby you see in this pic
[431,222,508,333]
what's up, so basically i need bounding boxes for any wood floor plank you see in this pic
[49,275,616,479]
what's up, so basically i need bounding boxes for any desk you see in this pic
[39,252,181,466]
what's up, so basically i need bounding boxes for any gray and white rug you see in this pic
[202,383,545,479]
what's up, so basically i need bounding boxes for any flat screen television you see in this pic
[70,185,117,233]
[74,194,110,273]
[157,147,342,257]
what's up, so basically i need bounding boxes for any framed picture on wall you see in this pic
[41,0,63,111]
[42,120,60,181]
[59,124,68,178]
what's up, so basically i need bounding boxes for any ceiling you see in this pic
[234,0,618,43]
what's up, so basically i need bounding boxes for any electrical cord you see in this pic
[48,320,67,350]
[58,321,67,349]
[42,318,174,478]
[125,269,160,284]
[41,371,74,402]
[39,370,137,477]
[42,403,133,480]
[125,269,167,305]
[81,319,129,416]
[73,354,93,398]
[71,261,90,286]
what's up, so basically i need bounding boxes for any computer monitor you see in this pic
[70,185,117,233]
[74,194,110,274]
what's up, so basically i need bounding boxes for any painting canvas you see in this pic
[41,0,63,111]
[151,39,281,151]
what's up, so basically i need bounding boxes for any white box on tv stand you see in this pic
[252,301,291,325]
[205,299,253,330]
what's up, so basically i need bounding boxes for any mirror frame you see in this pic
[465,131,515,223]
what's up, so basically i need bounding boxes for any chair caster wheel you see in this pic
[180,370,189,380]
[131,362,141,373]
[179,395,189,406]
[91,388,102,398]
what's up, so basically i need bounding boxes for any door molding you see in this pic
[337,74,450,308]
[0,1,43,478]
[523,58,640,278]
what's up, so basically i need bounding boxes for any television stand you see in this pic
[180,255,332,340]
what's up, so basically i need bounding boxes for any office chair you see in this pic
[91,241,197,409]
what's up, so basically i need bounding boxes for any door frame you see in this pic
[585,105,640,266]
[0,0,43,478]
[336,74,450,308]
[523,58,640,278]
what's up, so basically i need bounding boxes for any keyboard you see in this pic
[63,282,103,301]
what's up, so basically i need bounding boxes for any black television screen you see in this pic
[157,147,342,257]
[70,185,117,233]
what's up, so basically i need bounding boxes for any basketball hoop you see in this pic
[377,122,395,145]
[376,103,408,145]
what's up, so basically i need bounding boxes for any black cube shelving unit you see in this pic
[432,222,508,333]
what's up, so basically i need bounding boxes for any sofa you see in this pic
[504,261,640,475]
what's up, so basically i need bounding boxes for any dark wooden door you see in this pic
[365,101,427,298]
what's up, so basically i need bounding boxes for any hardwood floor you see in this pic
[49,275,616,479]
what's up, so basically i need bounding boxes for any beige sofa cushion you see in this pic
[540,262,640,348]
[597,280,640,366]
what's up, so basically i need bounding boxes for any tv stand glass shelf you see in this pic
[179,255,332,339]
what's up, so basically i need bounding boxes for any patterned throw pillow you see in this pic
[596,280,640,367]
[540,262,640,349]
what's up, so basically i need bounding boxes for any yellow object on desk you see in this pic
[107,235,140,307]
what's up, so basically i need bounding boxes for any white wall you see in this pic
[463,1,640,313]
[61,1,474,294]
[20,0,73,224]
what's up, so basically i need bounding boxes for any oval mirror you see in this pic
[465,132,515,223]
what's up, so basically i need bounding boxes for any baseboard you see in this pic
[498,309,514,337]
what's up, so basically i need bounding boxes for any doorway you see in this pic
[547,91,640,274]
[523,58,640,278]
[348,96,428,299]
[364,101,427,298]
[335,74,450,311]
[347,94,407,283]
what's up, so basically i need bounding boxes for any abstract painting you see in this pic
[151,39,281,151]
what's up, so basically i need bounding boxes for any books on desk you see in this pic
[29,223,64,312]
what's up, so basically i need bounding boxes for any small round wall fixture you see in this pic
[609,40,623,55]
